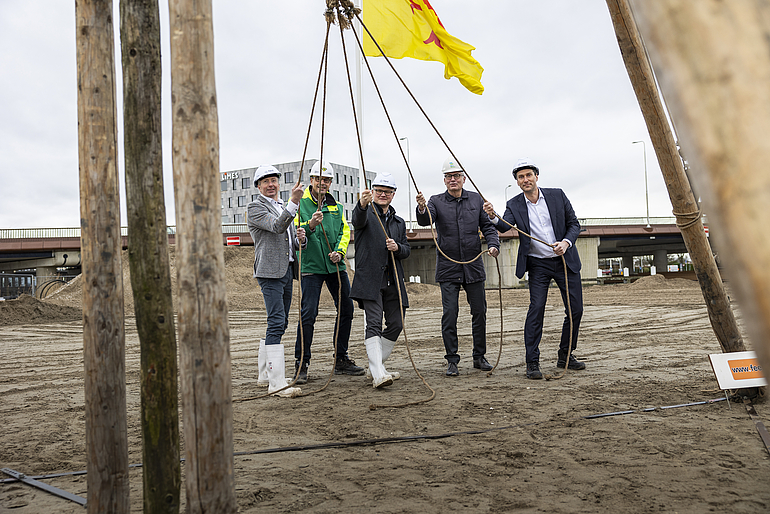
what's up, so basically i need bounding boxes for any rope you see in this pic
[353,12,577,380]
[236,17,337,402]
[673,208,702,230]
[238,1,577,404]
[334,3,435,408]
[298,12,343,397]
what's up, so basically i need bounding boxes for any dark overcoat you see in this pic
[349,201,410,307]
[415,189,500,284]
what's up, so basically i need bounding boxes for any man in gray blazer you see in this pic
[247,164,321,398]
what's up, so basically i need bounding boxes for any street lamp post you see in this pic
[505,184,513,202]
[632,140,651,228]
[399,137,414,233]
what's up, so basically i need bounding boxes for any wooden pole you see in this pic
[119,0,181,512]
[75,0,129,512]
[167,0,236,512]
[629,0,770,378]
[605,0,745,354]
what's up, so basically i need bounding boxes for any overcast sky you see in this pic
[0,1,674,229]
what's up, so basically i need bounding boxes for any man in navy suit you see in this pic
[483,158,585,379]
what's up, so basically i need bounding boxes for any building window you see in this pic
[346,209,350,219]
[252,194,259,201]
[228,197,233,208]
[280,190,290,202]
[284,171,294,184]
[222,215,230,223]
[334,190,340,201]
[233,179,239,190]
[344,175,347,186]
[242,177,251,189]
[221,181,228,191]
[336,173,340,184]
[238,196,247,207]
[234,213,243,223]
[344,191,348,203]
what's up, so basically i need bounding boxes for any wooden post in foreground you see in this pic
[168,0,235,511]
[119,0,181,512]
[75,0,129,512]
[606,0,745,354]
[629,1,770,376]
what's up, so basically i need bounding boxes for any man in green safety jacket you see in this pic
[293,160,364,383]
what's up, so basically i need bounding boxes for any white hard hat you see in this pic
[512,158,539,177]
[371,172,397,190]
[441,156,464,174]
[310,160,334,178]
[253,164,281,187]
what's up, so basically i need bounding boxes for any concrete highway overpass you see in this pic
[1,217,705,295]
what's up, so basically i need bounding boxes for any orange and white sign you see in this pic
[226,236,240,246]
[709,351,767,389]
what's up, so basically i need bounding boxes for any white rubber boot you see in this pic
[266,344,301,398]
[365,336,393,389]
[381,336,401,380]
[257,338,269,387]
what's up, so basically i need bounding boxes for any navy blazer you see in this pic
[493,188,581,279]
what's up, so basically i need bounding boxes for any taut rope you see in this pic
[354,10,575,380]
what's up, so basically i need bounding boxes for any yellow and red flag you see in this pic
[362,0,485,95]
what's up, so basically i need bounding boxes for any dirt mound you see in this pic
[0,294,81,326]
[43,246,352,317]
[631,274,700,290]
[404,281,441,307]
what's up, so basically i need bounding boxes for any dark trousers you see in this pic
[524,256,583,364]
[439,280,487,363]
[257,266,294,346]
[295,271,354,362]
[361,274,405,340]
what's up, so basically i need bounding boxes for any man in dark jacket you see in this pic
[416,157,500,376]
[483,158,585,380]
[350,172,411,388]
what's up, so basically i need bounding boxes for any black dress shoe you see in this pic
[294,360,309,384]
[473,356,493,371]
[334,355,366,376]
[446,362,459,376]
[557,353,586,370]
[526,362,543,379]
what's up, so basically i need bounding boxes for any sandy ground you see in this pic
[1,248,769,513]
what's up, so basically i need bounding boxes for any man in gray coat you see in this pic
[350,172,410,388]
[416,157,500,377]
[247,164,321,398]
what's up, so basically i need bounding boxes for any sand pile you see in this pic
[34,246,442,319]
[630,274,700,290]
[0,294,81,326]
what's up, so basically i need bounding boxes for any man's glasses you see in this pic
[444,173,464,181]
[373,188,395,197]
[313,177,333,184]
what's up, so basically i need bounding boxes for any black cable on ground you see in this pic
[0,397,729,484]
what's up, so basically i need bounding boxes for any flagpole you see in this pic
[355,0,366,192]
